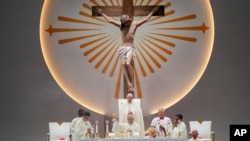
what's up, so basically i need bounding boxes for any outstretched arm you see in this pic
[98,8,121,27]
[134,7,159,27]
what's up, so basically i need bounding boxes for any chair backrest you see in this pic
[49,122,71,140]
[118,99,141,114]
[118,99,141,121]
[189,120,212,139]
[118,99,141,116]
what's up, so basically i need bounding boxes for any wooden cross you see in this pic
[92,0,164,98]
[92,0,164,18]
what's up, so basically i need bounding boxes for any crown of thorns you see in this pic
[120,15,132,23]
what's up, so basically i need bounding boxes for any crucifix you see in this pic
[92,0,164,98]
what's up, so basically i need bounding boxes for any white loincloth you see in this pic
[118,45,135,59]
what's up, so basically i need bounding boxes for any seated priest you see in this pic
[122,114,141,138]
[188,130,202,141]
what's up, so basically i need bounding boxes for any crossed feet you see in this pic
[128,84,134,93]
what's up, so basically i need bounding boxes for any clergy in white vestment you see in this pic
[119,93,144,131]
[111,112,124,137]
[172,114,187,138]
[144,126,157,138]
[70,109,84,133]
[73,111,94,141]
[122,114,141,138]
[111,112,119,133]
[188,130,202,141]
[150,108,173,137]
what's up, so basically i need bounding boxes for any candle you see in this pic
[95,120,99,133]
[106,120,109,133]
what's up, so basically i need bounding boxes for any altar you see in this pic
[80,138,187,141]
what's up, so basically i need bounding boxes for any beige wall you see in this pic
[1,0,250,141]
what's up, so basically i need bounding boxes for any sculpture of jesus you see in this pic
[97,7,158,93]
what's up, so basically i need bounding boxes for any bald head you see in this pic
[127,114,135,124]
[158,108,165,118]
[158,108,165,112]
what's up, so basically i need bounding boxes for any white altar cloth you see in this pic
[80,138,187,141]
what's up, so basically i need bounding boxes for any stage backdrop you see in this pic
[1,0,250,141]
